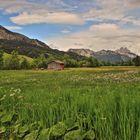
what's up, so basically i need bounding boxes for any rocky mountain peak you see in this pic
[116,47,131,54]
[96,49,115,55]
[115,47,136,58]
[68,48,94,57]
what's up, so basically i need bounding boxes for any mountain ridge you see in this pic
[0,25,85,60]
[0,25,49,49]
[68,47,137,62]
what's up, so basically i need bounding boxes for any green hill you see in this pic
[3,53,33,63]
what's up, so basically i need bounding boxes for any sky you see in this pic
[0,0,140,54]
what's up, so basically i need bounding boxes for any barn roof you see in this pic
[48,60,64,64]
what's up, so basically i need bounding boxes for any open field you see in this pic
[0,67,140,140]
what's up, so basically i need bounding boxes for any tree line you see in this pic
[0,50,140,70]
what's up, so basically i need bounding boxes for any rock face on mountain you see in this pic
[68,49,94,57]
[68,48,137,63]
[94,50,129,62]
[0,25,49,49]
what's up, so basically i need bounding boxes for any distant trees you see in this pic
[86,57,100,67]
[63,54,80,67]
[1,51,49,70]
[0,50,139,70]
[100,61,111,66]
[46,54,55,63]
[0,50,4,69]
[114,59,134,66]
[20,57,30,69]
[33,54,47,68]
[4,51,20,69]
[133,56,140,66]
[3,51,31,70]
[123,59,134,66]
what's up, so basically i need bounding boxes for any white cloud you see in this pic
[61,29,71,34]
[0,0,84,25]
[1,0,140,26]
[125,0,140,8]
[10,12,84,25]
[90,23,119,31]
[0,0,36,14]
[0,0,76,25]
[83,0,125,21]
[121,16,140,26]
[4,26,22,30]
[83,0,140,26]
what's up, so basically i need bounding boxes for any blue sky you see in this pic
[0,0,140,54]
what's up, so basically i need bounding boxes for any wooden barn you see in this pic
[48,60,64,70]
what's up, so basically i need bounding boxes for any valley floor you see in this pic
[0,67,140,140]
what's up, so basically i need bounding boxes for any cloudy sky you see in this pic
[0,0,140,54]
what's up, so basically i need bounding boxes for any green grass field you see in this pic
[0,67,140,140]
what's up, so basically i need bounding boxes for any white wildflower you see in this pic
[0,95,6,101]
[10,93,16,97]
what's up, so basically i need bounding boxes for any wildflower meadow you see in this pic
[0,67,140,140]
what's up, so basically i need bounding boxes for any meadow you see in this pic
[0,67,140,140]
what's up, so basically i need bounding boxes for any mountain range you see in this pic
[68,47,137,62]
[0,25,137,63]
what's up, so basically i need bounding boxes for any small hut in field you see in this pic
[48,60,64,70]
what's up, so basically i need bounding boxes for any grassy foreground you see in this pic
[0,67,140,140]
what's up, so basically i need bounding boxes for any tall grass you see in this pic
[0,67,140,139]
